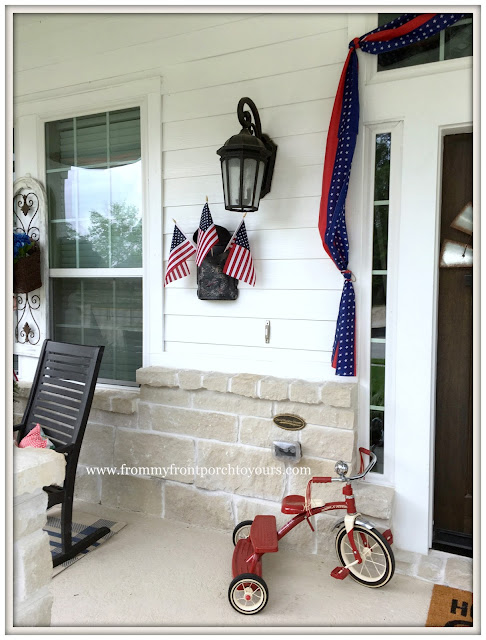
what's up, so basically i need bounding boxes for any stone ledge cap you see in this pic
[13,446,66,497]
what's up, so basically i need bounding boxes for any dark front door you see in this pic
[433,132,473,557]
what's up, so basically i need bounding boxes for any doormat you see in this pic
[425,584,473,627]
[44,511,126,576]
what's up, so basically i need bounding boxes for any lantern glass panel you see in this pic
[222,159,229,207]
[228,157,241,207]
[255,160,265,206]
[242,158,258,208]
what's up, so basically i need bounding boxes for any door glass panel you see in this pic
[370,409,385,473]
[371,275,387,339]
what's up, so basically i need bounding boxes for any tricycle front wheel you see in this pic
[228,573,268,615]
[335,524,395,588]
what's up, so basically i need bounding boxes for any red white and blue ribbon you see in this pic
[319,13,465,376]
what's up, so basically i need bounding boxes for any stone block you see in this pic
[289,380,321,405]
[287,457,341,497]
[393,548,420,575]
[88,408,138,429]
[74,467,101,503]
[114,429,195,483]
[111,393,139,415]
[165,483,234,530]
[235,496,315,554]
[230,373,261,398]
[321,383,356,408]
[444,555,473,591]
[79,424,114,467]
[316,512,342,555]
[101,474,163,517]
[202,372,230,393]
[353,481,394,520]
[195,390,273,418]
[144,404,238,442]
[274,401,355,430]
[140,386,193,407]
[239,416,299,449]
[14,448,66,497]
[16,381,32,399]
[136,366,178,388]
[178,370,203,390]
[416,554,445,582]
[300,426,355,462]
[13,492,48,541]
[13,586,52,627]
[14,530,53,603]
[91,389,113,412]
[196,440,285,501]
[259,377,288,401]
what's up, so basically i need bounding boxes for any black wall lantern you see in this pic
[217,97,277,212]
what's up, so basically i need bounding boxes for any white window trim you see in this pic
[357,119,403,488]
[14,76,163,381]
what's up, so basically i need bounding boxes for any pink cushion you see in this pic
[19,424,53,449]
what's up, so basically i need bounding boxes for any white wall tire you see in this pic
[335,525,395,588]
[232,520,253,546]
[228,573,268,615]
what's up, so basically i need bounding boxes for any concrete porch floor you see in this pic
[50,502,437,630]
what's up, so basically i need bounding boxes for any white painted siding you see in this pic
[13,11,350,380]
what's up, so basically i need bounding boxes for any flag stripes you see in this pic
[223,220,255,287]
[196,203,219,266]
[164,224,196,286]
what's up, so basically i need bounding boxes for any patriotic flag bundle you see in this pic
[319,13,464,376]
[164,224,196,285]
[195,203,219,266]
[223,220,256,287]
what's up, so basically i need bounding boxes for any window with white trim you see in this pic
[369,132,391,474]
[46,108,143,384]
[377,14,473,72]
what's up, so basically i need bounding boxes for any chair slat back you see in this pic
[19,340,104,451]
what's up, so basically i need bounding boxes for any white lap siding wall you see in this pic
[13,12,356,381]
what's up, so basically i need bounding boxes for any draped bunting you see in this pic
[319,13,465,376]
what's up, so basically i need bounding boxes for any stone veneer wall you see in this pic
[14,368,394,555]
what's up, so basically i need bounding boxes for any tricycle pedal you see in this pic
[331,566,350,580]
[382,529,393,545]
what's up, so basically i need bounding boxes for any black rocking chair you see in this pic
[14,339,107,568]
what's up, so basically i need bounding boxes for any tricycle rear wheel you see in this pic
[232,519,253,546]
[228,573,268,615]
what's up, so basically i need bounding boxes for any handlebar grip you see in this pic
[312,476,332,483]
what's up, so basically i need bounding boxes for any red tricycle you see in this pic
[228,448,395,614]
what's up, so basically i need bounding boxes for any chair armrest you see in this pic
[13,423,24,432]
[55,443,76,455]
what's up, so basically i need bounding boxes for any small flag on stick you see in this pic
[195,202,219,266]
[223,220,256,287]
[165,223,196,286]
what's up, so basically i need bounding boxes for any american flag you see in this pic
[164,224,196,285]
[195,203,219,266]
[319,12,464,376]
[223,220,255,287]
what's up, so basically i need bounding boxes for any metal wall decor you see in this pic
[193,225,239,300]
[13,175,47,346]
[273,414,307,431]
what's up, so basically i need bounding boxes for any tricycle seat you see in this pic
[281,495,324,514]
[250,515,278,553]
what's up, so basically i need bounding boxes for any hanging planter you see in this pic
[13,234,42,294]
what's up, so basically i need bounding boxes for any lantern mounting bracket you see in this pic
[237,97,263,139]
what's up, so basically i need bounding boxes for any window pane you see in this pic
[370,352,385,407]
[372,275,386,339]
[370,409,385,473]
[109,109,141,163]
[374,133,391,201]
[51,278,143,383]
[45,119,74,171]
[445,21,473,60]
[373,205,389,271]
[76,112,107,167]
